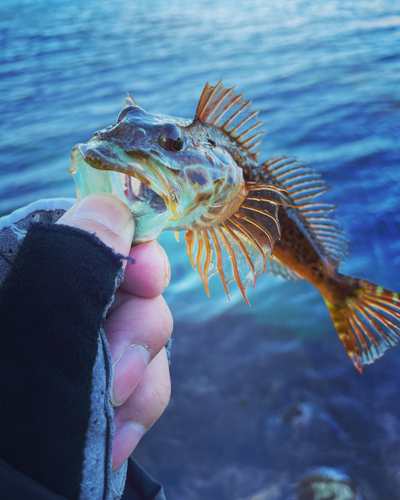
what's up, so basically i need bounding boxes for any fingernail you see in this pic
[111,345,150,407]
[156,241,171,287]
[73,193,133,234]
[112,422,145,472]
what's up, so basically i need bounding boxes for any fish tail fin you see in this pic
[323,275,400,373]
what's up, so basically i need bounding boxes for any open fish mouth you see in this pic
[122,172,166,213]
[70,140,178,219]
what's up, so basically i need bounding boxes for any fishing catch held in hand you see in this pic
[70,81,400,373]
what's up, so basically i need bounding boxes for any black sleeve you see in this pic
[0,457,165,500]
[0,222,165,500]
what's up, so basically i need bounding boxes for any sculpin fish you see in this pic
[70,81,400,373]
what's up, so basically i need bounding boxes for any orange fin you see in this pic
[324,276,400,373]
[264,156,348,264]
[184,230,196,269]
[185,221,268,302]
[183,184,291,302]
[195,80,264,160]
[233,181,293,258]
[123,92,137,107]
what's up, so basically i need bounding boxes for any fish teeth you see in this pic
[139,182,148,199]
[124,174,143,201]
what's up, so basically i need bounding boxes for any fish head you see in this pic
[70,103,247,244]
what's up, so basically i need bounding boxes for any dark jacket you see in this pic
[0,199,166,500]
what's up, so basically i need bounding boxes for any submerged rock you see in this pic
[135,313,400,499]
[296,467,359,500]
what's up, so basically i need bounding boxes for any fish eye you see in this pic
[158,124,184,152]
[117,106,137,123]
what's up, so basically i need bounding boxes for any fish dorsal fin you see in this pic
[195,80,264,159]
[123,92,137,107]
[264,156,348,264]
[184,184,292,304]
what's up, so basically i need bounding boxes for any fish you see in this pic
[70,81,400,373]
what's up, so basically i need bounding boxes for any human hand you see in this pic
[57,193,172,472]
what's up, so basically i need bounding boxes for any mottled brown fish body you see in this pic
[273,208,356,304]
[90,80,400,373]
[273,208,324,279]
[192,82,400,373]
[257,155,400,373]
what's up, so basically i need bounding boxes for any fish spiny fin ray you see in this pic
[123,92,137,107]
[202,230,213,296]
[209,227,230,297]
[236,180,294,253]
[324,278,400,372]
[184,184,292,300]
[263,156,348,264]
[195,81,264,159]
[184,230,196,269]
[265,256,304,281]
[184,223,264,301]
[216,225,250,305]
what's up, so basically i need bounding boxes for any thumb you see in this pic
[56,193,135,257]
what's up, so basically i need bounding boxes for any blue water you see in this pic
[1,1,400,498]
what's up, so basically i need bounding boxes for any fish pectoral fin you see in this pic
[233,180,293,253]
[184,221,267,305]
[184,184,294,303]
[194,80,264,160]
